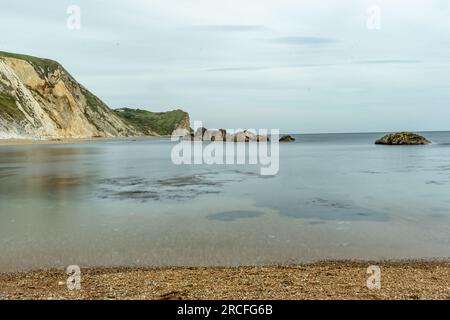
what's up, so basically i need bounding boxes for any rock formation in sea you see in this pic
[375,132,430,145]
[279,135,295,142]
[180,128,270,142]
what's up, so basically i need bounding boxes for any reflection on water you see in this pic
[426,180,447,185]
[0,147,101,163]
[207,210,264,221]
[0,166,23,179]
[0,132,450,271]
[97,171,258,202]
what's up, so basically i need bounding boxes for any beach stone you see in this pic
[375,132,430,145]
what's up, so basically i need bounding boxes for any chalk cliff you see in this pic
[0,51,138,139]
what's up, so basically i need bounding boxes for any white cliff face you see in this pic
[0,59,58,138]
[0,54,138,139]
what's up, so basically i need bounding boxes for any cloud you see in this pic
[206,66,271,72]
[271,36,337,46]
[206,63,332,72]
[356,60,421,65]
[189,25,267,32]
[3,0,449,133]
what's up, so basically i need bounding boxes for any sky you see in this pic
[1,0,450,133]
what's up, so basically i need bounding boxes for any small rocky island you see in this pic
[279,135,295,142]
[375,132,430,145]
[177,127,269,142]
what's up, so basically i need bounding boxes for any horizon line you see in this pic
[277,130,450,135]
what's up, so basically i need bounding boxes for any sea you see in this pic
[0,132,449,271]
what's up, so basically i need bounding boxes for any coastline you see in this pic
[1,260,449,300]
[0,136,158,146]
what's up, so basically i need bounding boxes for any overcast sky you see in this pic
[2,0,450,133]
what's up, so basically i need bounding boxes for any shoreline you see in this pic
[1,260,449,300]
[0,136,160,146]
[1,131,448,147]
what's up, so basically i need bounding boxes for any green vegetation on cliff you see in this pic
[0,50,189,138]
[0,50,138,138]
[0,51,60,78]
[0,92,24,121]
[115,108,189,135]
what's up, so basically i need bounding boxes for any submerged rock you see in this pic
[279,135,295,142]
[375,132,430,145]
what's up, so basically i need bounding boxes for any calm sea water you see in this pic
[1,132,449,271]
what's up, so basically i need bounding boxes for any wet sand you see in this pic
[0,261,448,300]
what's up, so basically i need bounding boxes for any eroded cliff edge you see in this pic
[0,51,192,140]
[0,51,144,139]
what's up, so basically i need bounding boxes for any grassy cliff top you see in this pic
[0,51,110,115]
[115,108,189,135]
[0,51,61,77]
